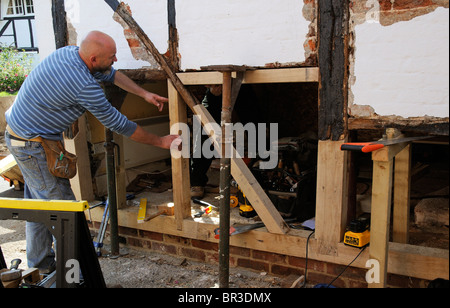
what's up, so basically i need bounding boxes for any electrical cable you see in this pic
[326,245,367,288]
[302,230,315,288]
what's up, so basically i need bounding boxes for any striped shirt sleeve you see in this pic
[76,82,137,137]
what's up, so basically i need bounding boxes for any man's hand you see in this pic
[161,135,182,150]
[143,92,168,112]
[114,71,168,112]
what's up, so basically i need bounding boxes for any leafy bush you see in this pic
[0,45,33,94]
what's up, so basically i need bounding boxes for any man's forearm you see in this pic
[114,71,147,97]
[129,125,163,147]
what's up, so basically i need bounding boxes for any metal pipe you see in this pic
[219,71,232,288]
[104,128,119,256]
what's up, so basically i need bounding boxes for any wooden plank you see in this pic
[393,144,411,243]
[315,140,348,255]
[369,159,393,288]
[66,115,95,202]
[168,80,192,231]
[177,68,319,85]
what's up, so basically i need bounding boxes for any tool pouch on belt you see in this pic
[38,138,78,179]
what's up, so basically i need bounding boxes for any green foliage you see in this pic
[0,45,33,94]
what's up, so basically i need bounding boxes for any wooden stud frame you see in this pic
[163,68,448,283]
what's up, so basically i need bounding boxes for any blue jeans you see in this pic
[5,132,75,271]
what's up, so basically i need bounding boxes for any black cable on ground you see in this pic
[326,245,367,288]
[302,230,315,288]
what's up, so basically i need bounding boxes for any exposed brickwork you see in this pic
[350,0,448,26]
[86,221,432,288]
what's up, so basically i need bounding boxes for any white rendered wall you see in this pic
[35,0,309,70]
[176,0,309,70]
[33,0,168,69]
[352,7,449,118]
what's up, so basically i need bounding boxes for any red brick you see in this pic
[252,250,286,264]
[118,226,138,237]
[126,38,141,48]
[151,242,177,255]
[237,258,269,273]
[288,256,325,273]
[139,230,163,241]
[326,263,366,282]
[192,239,218,251]
[127,237,151,250]
[392,0,434,10]
[229,246,251,258]
[180,247,206,262]
[164,234,190,246]
[205,251,219,264]
[271,264,303,277]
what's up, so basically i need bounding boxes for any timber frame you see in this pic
[83,66,448,285]
[76,0,448,287]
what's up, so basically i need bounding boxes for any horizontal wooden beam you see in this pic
[177,68,319,85]
[348,117,449,136]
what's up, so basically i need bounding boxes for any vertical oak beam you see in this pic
[168,80,191,231]
[315,0,350,251]
[393,144,412,243]
[52,0,67,49]
[369,159,394,288]
[315,140,348,254]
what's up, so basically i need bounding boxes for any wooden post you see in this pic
[168,80,191,231]
[393,144,412,243]
[369,128,403,288]
[369,159,393,288]
[315,140,348,255]
[315,0,350,253]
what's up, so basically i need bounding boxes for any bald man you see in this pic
[4,31,178,273]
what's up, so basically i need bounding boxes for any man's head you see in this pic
[206,84,222,96]
[79,31,117,73]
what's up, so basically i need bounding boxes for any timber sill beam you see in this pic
[177,67,319,85]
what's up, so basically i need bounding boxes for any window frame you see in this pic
[5,0,34,17]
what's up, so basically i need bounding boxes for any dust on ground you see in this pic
[0,217,282,288]
[0,176,284,289]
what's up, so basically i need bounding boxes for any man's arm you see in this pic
[114,71,168,112]
[130,125,180,150]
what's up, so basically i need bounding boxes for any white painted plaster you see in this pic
[176,0,309,70]
[32,0,168,69]
[352,7,449,118]
[33,0,309,71]
[64,0,168,70]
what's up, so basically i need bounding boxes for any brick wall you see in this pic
[89,222,430,288]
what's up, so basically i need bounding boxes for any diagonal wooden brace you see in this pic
[109,2,288,234]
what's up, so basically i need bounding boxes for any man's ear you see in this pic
[90,56,97,65]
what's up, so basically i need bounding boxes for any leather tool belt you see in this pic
[6,125,78,179]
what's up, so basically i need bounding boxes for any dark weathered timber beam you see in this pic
[52,0,67,49]
[348,117,449,136]
[317,0,350,141]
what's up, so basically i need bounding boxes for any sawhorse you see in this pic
[0,198,106,288]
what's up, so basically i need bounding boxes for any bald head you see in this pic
[79,31,117,73]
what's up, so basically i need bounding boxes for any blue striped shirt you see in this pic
[5,46,137,140]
